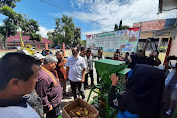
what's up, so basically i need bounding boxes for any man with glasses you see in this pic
[35,55,62,118]
[66,47,86,99]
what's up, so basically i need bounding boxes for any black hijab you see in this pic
[118,64,165,118]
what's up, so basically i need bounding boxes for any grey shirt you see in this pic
[87,55,93,70]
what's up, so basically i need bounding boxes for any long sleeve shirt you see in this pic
[35,67,62,113]
[56,59,67,80]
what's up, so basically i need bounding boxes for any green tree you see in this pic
[47,31,55,42]
[79,39,86,46]
[48,15,81,47]
[119,19,122,30]
[121,25,130,29]
[0,5,23,49]
[47,31,60,48]
[60,15,75,45]
[74,27,81,45]
[114,24,119,31]
[0,1,41,49]
[21,18,42,46]
[0,0,21,8]
[114,20,130,31]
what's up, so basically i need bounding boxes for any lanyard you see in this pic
[40,66,58,87]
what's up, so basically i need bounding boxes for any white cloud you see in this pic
[72,0,176,34]
[83,30,103,35]
[49,13,63,17]
[71,1,74,8]
[38,26,54,38]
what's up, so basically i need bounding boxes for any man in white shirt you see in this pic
[66,47,86,99]
[0,52,40,118]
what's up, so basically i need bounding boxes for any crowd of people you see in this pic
[0,47,107,118]
[0,40,177,118]
[107,40,177,118]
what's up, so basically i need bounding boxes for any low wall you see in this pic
[0,50,17,58]
[0,49,72,58]
[0,49,166,63]
[103,51,166,62]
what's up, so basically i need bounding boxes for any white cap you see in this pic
[171,63,176,68]
[34,53,45,60]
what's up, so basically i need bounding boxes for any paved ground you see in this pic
[60,62,98,109]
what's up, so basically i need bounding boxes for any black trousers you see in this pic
[85,69,94,86]
[46,105,61,118]
[70,81,85,100]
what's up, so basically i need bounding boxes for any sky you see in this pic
[0,0,176,40]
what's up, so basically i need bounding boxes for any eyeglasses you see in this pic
[72,50,77,52]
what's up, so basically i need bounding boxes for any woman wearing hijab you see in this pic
[109,64,165,118]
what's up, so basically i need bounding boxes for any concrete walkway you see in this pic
[60,62,98,109]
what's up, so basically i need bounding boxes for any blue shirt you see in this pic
[118,110,140,118]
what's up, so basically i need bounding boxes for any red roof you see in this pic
[6,32,52,44]
[132,19,166,32]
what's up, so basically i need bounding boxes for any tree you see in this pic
[79,39,86,46]
[0,5,23,49]
[121,25,130,29]
[74,27,81,45]
[60,15,75,45]
[0,0,21,8]
[119,19,122,30]
[114,24,119,31]
[114,20,130,31]
[21,18,42,46]
[48,15,81,47]
[0,1,41,49]
[47,31,60,48]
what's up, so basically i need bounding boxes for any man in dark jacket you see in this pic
[36,55,62,118]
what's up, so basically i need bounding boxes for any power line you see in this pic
[39,0,113,30]
[40,0,99,24]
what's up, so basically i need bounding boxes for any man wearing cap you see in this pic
[34,53,45,65]
[35,55,62,118]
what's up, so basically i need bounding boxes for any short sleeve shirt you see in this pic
[66,55,87,82]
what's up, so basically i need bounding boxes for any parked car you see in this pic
[54,45,71,49]
[54,46,61,49]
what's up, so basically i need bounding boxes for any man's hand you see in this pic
[66,67,69,79]
[49,105,53,111]
[110,73,119,86]
[81,78,85,83]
